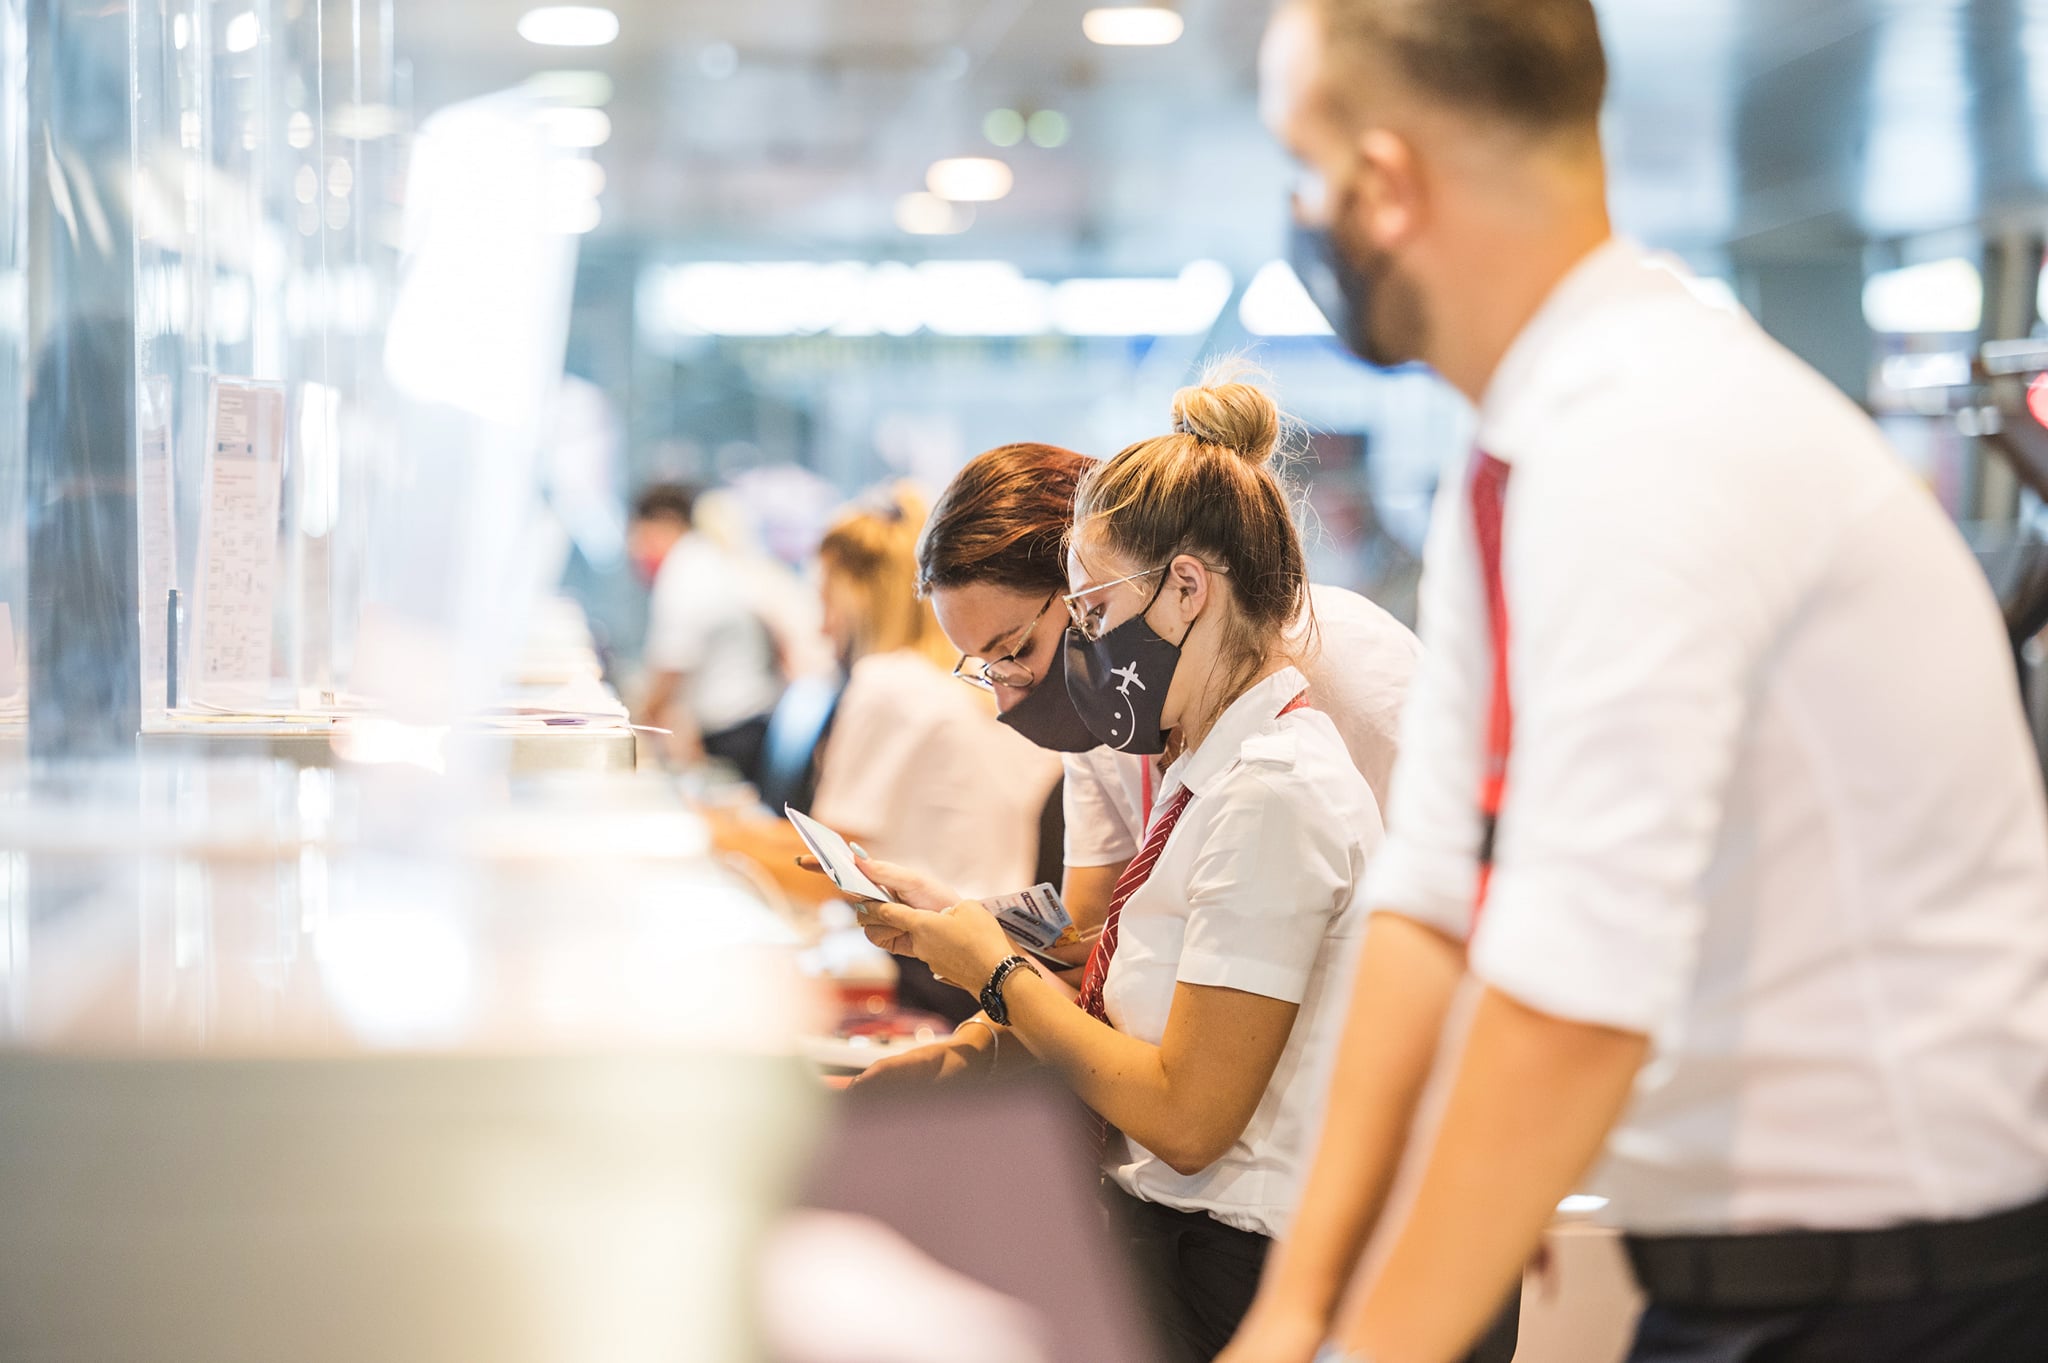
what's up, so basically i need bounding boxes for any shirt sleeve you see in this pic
[1360,475,1492,941]
[1176,765,1356,1004]
[1063,750,1141,868]
[1467,424,1770,1036]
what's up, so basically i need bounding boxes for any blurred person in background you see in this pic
[842,375,1383,1363]
[628,481,786,786]
[1223,2,2048,1362]
[810,483,1063,1021]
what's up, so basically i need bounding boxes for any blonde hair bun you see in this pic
[1170,362,1283,468]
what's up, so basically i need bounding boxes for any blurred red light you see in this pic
[2028,373,2048,429]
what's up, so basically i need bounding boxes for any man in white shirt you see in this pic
[1223,3,2048,1363]
[629,483,785,785]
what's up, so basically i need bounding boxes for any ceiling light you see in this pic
[550,158,607,200]
[525,70,614,107]
[926,157,1012,202]
[172,13,189,49]
[224,11,260,53]
[895,192,973,236]
[983,108,1024,148]
[1083,5,1183,46]
[1027,110,1069,148]
[517,6,618,48]
[536,106,611,149]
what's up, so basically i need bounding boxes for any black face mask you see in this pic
[995,668,1102,754]
[1064,576,1193,756]
[1288,217,1379,364]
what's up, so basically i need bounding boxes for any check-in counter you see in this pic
[0,759,826,1363]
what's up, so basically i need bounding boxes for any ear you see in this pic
[1160,554,1213,627]
[1350,127,1424,252]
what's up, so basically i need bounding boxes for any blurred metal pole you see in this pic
[22,0,138,760]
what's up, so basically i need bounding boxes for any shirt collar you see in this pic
[1163,664,1312,801]
[1477,236,1679,462]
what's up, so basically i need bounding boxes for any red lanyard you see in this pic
[1471,452,1514,920]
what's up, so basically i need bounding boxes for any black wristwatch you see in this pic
[979,955,1033,1027]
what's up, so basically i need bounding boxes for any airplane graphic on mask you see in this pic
[1112,663,1145,696]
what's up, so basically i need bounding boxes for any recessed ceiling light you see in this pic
[1082,5,1183,46]
[927,157,1013,203]
[517,6,619,48]
[983,108,1025,148]
[896,192,974,235]
[1027,110,1069,148]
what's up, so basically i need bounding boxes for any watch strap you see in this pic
[979,955,1032,1026]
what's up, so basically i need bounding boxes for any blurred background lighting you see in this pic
[286,111,314,149]
[550,197,604,235]
[1862,256,1984,334]
[1082,5,1184,46]
[1238,260,1336,336]
[926,157,1013,203]
[536,106,612,149]
[982,108,1025,148]
[895,191,974,236]
[698,41,739,80]
[224,11,260,53]
[524,69,614,107]
[172,13,189,49]
[1027,110,1070,148]
[517,5,619,49]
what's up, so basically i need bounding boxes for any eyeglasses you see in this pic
[951,591,1059,692]
[1061,566,1167,643]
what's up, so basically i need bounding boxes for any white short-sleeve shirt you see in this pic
[812,650,1062,899]
[643,535,785,734]
[1064,584,1417,870]
[1365,238,2048,1234]
[1102,666,1377,1239]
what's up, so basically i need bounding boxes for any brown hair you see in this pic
[918,443,1097,597]
[818,483,957,670]
[1312,0,1607,135]
[1073,363,1310,727]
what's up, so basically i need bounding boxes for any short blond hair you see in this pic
[818,483,956,670]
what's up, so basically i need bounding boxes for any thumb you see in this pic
[860,899,921,932]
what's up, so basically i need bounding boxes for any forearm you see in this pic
[1254,914,1467,1323]
[1336,987,1649,1363]
[1000,969,1182,1139]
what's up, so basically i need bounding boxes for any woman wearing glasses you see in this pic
[851,372,1395,1363]
[804,486,1062,1014]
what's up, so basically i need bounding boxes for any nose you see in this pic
[992,680,1035,714]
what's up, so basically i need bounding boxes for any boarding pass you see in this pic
[984,883,1079,953]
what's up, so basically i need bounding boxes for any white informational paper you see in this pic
[137,376,176,707]
[0,601,19,705]
[190,379,285,706]
[784,806,890,903]
[983,883,1078,953]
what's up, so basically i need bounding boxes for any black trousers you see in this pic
[700,713,771,789]
[1629,1268,2048,1363]
[1104,1186,1522,1363]
[1108,1186,1271,1363]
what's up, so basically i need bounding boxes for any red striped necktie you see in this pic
[1470,452,1514,920]
[1077,689,1312,1152]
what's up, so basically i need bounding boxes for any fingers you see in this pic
[856,899,920,931]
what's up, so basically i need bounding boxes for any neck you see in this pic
[1172,650,1291,760]
[1425,175,1612,406]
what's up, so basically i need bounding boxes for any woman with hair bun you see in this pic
[851,372,1387,1363]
